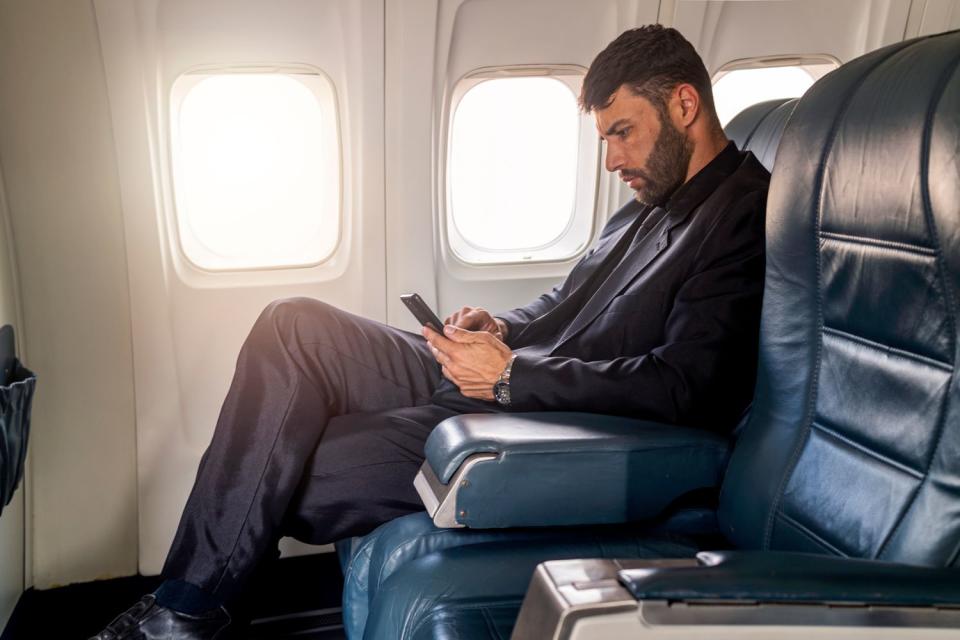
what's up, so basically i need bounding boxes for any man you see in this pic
[91,25,769,640]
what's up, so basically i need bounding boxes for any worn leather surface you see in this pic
[342,510,719,640]
[723,98,799,172]
[341,513,565,640]
[719,29,960,566]
[423,412,729,528]
[619,550,960,605]
[362,537,698,640]
[406,603,519,640]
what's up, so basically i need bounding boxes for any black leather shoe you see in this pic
[88,594,231,639]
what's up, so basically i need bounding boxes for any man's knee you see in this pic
[255,296,347,335]
[261,296,333,323]
[242,297,346,356]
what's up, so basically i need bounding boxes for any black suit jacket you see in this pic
[494,143,770,431]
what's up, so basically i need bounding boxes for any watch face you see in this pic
[494,381,510,405]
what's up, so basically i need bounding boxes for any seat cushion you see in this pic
[342,513,638,640]
[362,536,699,640]
[343,513,562,640]
[342,505,723,639]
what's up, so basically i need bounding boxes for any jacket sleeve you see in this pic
[507,191,767,430]
[494,287,566,345]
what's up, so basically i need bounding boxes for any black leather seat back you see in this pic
[719,30,960,566]
[724,98,799,172]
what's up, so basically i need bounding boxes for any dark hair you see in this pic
[580,25,715,118]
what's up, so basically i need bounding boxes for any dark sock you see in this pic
[154,578,223,615]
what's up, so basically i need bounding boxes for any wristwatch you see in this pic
[493,355,517,406]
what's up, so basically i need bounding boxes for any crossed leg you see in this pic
[161,297,451,603]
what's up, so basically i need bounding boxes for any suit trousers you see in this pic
[161,297,496,603]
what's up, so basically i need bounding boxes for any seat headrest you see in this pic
[724,98,799,172]
[719,29,960,566]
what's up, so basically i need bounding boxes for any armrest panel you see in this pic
[619,550,960,607]
[418,412,730,529]
[514,558,960,640]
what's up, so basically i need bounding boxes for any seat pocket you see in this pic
[0,358,36,514]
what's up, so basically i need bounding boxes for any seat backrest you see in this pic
[724,98,799,172]
[719,29,960,567]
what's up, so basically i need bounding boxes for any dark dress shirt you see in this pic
[435,142,770,432]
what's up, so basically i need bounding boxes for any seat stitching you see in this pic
[777,512,849,557]
[811,420,925,480]
[481,607,501,640]
[377,529,492,589]
[762,38,921,550]
[820,231,937,257]
[822,326,953,372]
[876,40,960,560]
[742,99,786,150]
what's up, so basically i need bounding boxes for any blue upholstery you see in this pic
[723,98,799,172]
[339,88,803,639]
[345,508,720,639]
[719,29,960,565]
[363,537,698,640]
[341,513,577,640]
[424,412,729,528]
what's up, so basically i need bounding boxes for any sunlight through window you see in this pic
[171,72,340,271]
[448,75,594,264]
[713,63,835,126]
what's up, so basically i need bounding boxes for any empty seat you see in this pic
[723,97,799,172]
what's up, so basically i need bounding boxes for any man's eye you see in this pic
[617,128,630,139]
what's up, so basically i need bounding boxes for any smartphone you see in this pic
[400,293,445,332]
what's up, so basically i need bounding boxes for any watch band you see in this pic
[494,355,517,406]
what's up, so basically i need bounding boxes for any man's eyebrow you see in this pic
[602,118,631,137]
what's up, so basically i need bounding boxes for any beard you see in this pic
[625,112,693,206]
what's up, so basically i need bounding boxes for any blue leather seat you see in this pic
[723,97,798,171]
[361,28,960,639]
[334,92,801,640]
[512,28,960,635]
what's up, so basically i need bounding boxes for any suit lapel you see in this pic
[553,207,674,349]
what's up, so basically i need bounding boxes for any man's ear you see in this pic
[675,84,701,128]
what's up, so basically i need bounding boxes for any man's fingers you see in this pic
[442,324,487,343]
[424,328,468,360]
[429,344,448,365]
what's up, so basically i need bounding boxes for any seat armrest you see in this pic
[618,550,960,606]
[413,412,729,529]
[514,556,960,640]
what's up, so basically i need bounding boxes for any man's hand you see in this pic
[444,306,508,341]
[423,324,513,401]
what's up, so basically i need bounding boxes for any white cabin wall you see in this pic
[0,0,955,603]
[665,0,913,73]
[0,169,26,627]
[0,0,138,589]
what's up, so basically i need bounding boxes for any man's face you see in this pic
[595,85,692,205]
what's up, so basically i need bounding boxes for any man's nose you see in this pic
[604,145,622,173]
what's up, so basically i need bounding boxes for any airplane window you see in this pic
[712,62,837,126]
[170,72,340,271]
[447,74,597,265]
